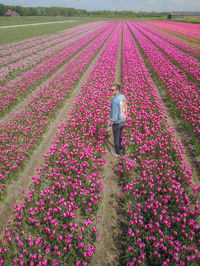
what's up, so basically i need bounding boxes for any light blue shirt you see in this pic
[110,93,127,124]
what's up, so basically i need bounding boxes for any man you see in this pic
[107,83,127,156]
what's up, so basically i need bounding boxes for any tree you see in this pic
[15,5,26,16]
[0,3,6,16]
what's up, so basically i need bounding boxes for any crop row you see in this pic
[0,22,106,56]
[0,35,49,54]
[0,23,116,198]
[120,22,199,266]
[0,22,121,265]
[139,22,200,59]
[0,23,89,64]
[0,22,105,66]
[0,24,103,83]
[144,21,200,40]
[128,22,200,155]
[133,22,200,81]
[0,23,112,115]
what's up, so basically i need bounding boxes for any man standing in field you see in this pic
[107,83,127,157]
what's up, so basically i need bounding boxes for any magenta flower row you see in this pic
[0,22,121,265]
[0,23,115,196]
[128,22,200,138]
[0,21,107,56]
[143,21,200,40]
[133,22,200,82]
[0,23,112,113]
[0,22,107,73]
[140,21,200,58]
[121,22,199,265]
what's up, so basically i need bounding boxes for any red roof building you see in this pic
[5,9,20,16]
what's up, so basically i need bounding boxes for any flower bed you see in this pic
[142,21,200,41]
[139,22,200,59]
[0,22,106,55]
[0,23,116,197]
[127,22,200,155]
[0,22,106,62]
[120,22,200,266]
[0,22,121,265]
[133,22,200,82]
[0,23,111,115]
[0,22,107,82]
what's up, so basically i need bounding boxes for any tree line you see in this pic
[0,3,168,17]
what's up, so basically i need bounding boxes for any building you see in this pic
[5,9,20,16]
[168,11,200,19]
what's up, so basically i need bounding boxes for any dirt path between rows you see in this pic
[0,30,114,234]
[92,24,124,266]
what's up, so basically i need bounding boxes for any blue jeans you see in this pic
[112,121,125,155]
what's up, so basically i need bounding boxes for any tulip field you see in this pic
[0,20,199,265]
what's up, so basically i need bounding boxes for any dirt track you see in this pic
[0,20,77,29]
[92,23,123,266]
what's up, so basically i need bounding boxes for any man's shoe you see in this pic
[120,147,124,153]
[111,150,119,157]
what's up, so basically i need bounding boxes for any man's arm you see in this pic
[106,101,116,132]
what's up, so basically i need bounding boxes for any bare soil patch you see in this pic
[92,24,124,266]
[92,148,124,266]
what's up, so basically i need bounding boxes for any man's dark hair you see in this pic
[112,83,121,91]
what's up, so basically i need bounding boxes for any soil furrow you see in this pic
[92,23,123,266]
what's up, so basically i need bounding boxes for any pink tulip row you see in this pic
[0,26,80,64]
[140,21,200,59]
[143,21,200,40]
[0,23,112,115]
[127,22,200,148]
[0,22,105,66]
[0,35,48,54]
[0,22,116,197]
[0,21,107,56]
[0,22,121,265]
[132,22,200,82]
[0,24,105,83]
[120,22,199,265]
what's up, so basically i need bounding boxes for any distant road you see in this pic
[0,20,77,29]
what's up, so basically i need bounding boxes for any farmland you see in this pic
[0,20,199,265]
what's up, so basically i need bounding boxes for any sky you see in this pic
[1,0,200,12]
